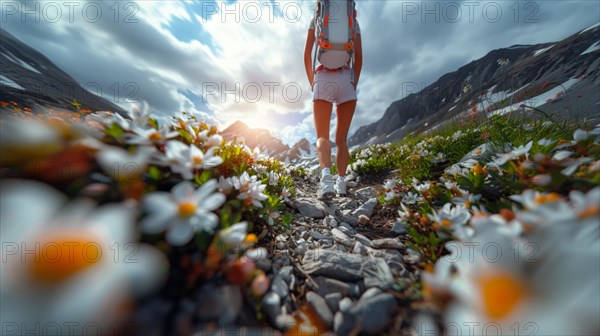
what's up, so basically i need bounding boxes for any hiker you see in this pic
[304,0,362,200]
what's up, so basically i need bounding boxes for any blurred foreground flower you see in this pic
[424,188,600,335]
[0,180,167,332]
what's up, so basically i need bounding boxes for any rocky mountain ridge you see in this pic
[221,120,315,163]
[348,24,600,147]
[0,28,126,116]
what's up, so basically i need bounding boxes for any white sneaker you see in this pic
[319,173,335,200]
[335,175,347,195]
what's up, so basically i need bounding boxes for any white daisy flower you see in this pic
[445,164,469,176]
[0,180,166,330]
[414,181,432,193]
[451,130,463,141]
[219,222,248,246]
[268,171,279,186]
[431,152,447,163]
[140,180,226,246]
[493,141,533,165]
[384,189,397,201]
[266,209,281,225]
[509,189,562,210]
[124,125,178,146]
[560,157,594,176]
[398,203,412,220]
[281,187,292,202]
[573,128,600,143]
[207,134,224,147]
[383,179,397,191]
[403,192,423,205]
[161,140,223,180]
[452,193,481,208]
[428,203,472,237]
[96,145,153,182]
[218,176,235,195]
[128,102,152,128]
[537,138,556,147]
[237,180,268,208]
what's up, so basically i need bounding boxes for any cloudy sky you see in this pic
[3,0,598,145]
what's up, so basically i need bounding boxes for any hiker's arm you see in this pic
[353,34,362,89]
[304,29,315,88]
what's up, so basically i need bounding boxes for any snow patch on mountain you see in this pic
[3,50,42,74]
[581,41,600,55]
[533,44,555,56]
[0,75,24,90]
[488,78,581,117]
[579,22,600,35]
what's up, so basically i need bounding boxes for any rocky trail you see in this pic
[132,171,426,336]
[258,171,425,335]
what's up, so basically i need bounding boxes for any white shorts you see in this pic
[313,67,357,105]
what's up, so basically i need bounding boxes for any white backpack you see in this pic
[312,0,358,77]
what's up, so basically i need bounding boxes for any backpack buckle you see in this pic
[319,38,332,49]
[344,42,353,51]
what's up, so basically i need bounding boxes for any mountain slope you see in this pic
[0,28,126,115]
[349,24,600,147]
[221,120,315,163]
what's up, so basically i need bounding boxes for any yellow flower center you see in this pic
[441,219,453,227]
[578,206,599,219]
[27,230,102,284]
[464,200,471,207]
[481,273,526,320]
[178,202,197,217]
[471,163,486,175]
[149,132,162,141]
[244,233,258,244]
[534,192,560,204]
[474,149,482,155]
[178,120,187,128]
[192,156,203,166]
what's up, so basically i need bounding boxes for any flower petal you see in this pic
[166,219,194,246]
[140,211,174,234]
[201,193,226,211]
[190,212,219,231]
[172,181,196,202]
[194,179,218,201]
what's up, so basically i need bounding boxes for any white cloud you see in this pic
[3,0,599,147]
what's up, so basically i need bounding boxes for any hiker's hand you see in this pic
[310,79,314,92]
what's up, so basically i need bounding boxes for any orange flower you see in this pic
[0,101,9,107]
[471,163,487,175]
[499,208,515,221]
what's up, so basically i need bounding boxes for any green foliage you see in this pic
[406,226,447,264]
[194,170,213,186]
[374,112,599,266]
[105,122,125,139]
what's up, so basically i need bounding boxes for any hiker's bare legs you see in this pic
[335,99,356,176]
[314,99,333,169]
